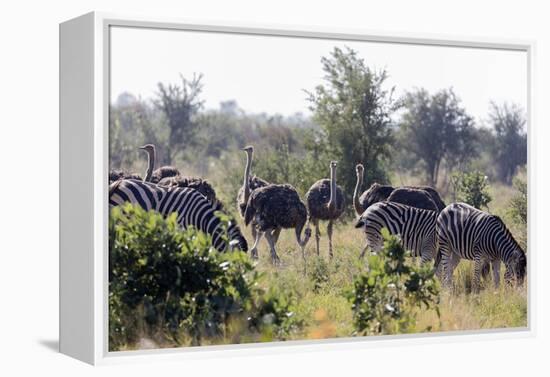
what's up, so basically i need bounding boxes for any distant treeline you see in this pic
[109,47,527,214]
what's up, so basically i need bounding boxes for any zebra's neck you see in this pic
[489,219,523,266]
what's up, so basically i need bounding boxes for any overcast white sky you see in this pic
[110,26,527,125]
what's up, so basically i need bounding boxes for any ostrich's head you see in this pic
[241,145,254,155]
[330,160,338,170]
[139,144,155,154]
[356,163,364,175]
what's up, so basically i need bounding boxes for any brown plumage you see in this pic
[109,170,142,183]
[159,175,220,209]
[353,164,446,214]
[150,166,180,184]
[386,187,438,211]
[305,161,345,258]
[237,175,269,217]
[244,184,311,264]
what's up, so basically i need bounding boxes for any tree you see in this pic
[155,73,204,164]
[399,88,477,187]
[451,171,492,210]
[306,47,396,205]
[489,102,527,184]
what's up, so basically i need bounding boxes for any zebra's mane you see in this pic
[491,215,524,254]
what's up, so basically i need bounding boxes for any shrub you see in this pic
[249,286,304,341]
[109,204,305,349]
[109,204,259,349]
[347,229,440,336]
[451,170,492,210]
[509,177,527,226]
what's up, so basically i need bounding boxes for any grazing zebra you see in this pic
[109,179,248,253]
[355,201,438,263]
[436,202,526,291]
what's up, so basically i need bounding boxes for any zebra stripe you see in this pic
[355,201,438,263]
[109,179,247,252]
[436,202,526,289]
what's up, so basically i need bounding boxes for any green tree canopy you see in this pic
[399,88,477,187]
[155,73,204,164]
[306,47,396,205]
[489,102,527,184]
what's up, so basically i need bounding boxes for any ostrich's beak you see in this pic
[139,146,146,150]
[355,219,365,229]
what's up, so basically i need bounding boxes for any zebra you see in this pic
[354,201,438,264]
[109,179,248,253]
[435,202,526,291]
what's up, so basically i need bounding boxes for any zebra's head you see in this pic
[355,212,383,252]
[226,220,249,252]
[505,251,527,286]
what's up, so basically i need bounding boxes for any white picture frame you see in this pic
[59,11,535,365]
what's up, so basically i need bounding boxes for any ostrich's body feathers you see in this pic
[150,166,180,184]
[359,183,446,213]
[244,184,307,231]
[158,175,219,208]
[306,179,345,221]
[237,175,269,217]
[109,170,142,183]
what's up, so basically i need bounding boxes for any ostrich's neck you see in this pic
[243,153,252,202]
[353,171,364,215]
[328,167,336,211]
[144,150,155,182]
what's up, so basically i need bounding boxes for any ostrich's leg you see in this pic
[327,220,334,258]
[271,227,282,244]
[313,219,321,256]
[264,230,280,265]
[249,228,263,259]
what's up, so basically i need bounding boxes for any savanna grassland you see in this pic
[110,175,527,352]
[109,47,528,351]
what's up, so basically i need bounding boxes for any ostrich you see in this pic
[353,164,445,214]
[244,184,311,264]
[236,146,269,217]
[236,146,269,256]
[139,144,180,183]
[158,175,221,209]
[109,169,142,184]
[306,161,346,258]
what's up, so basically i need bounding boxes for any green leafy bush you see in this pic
[249,286,304,341]
[347,229,440,336]
[509,177,527,226]
[451,170,492,209]
[109,204,259,349]
[109,204,305,349]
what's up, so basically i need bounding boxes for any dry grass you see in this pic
[242,216,527,341]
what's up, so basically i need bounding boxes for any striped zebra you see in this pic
[355,201,438,264]
[109,179,248,252]
[436,202,526,291]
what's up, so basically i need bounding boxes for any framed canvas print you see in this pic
[59,12,534,365]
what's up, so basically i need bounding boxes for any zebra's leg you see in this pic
[472,256,483,293]
[249,228,263,259]
[492,260,501,289]
[359,242,369,258]
[444,251,459,288]
[264,229,280,265]
[481,260,491,281]
[327,220,334,258]
[313,219,321,256]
